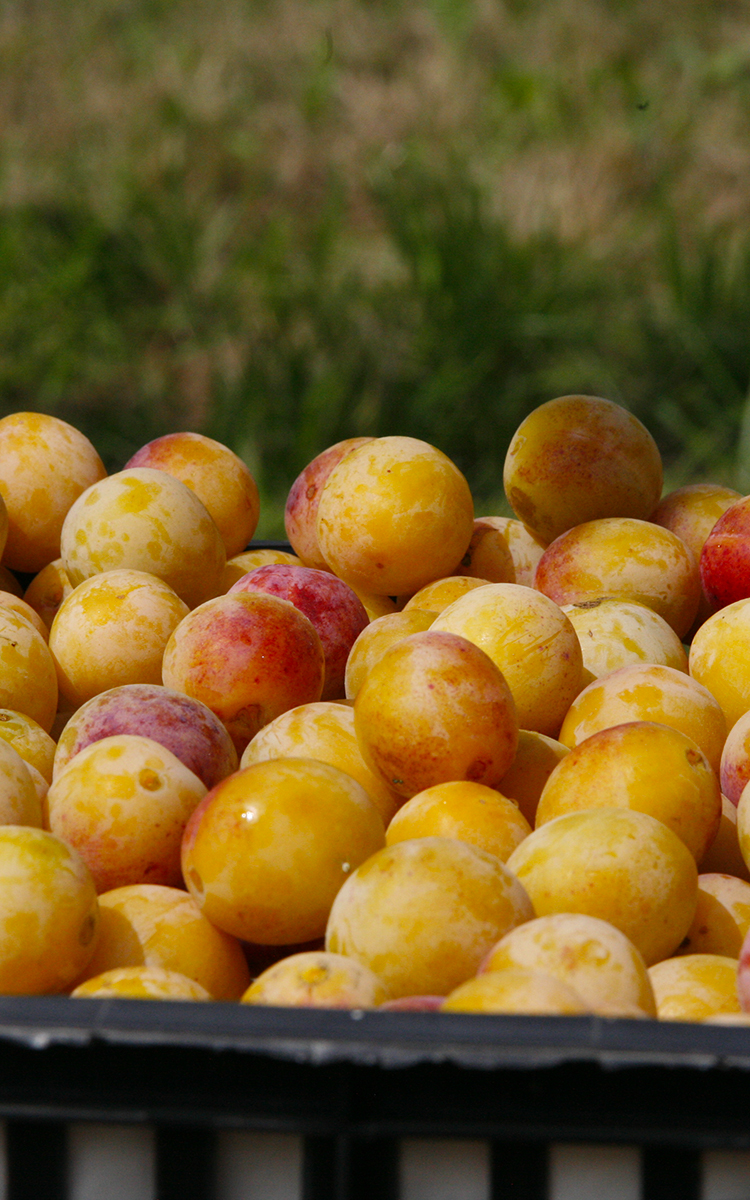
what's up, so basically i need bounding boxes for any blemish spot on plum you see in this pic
[188,867,204,898]
[139,769,163,791]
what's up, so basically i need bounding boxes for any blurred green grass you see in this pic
[3,0,750,534]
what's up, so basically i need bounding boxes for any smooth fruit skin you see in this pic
[561,599,689,679]
[162,591,325,755]
[503,394,663,545]
[700,495,750,611]
[0,411,107,574]
[124,431,260,559]
[23,558,73,632]
[689,599,750,732]
[0,710,56,783]
[535,517,700,640]
[229,564,369,702]
[385,780,531,863]
[480,913,656,1017]
[241,951,387,1009]
[72,883,251,1000]
[0,739,43,828]
[431,583,583,737]
[325,836,534,999]
[221,549,302,592]
[49,569,189,710]
[315,436,475,597]
[454,516,547,586]
[402,576,493,617]
[344,610,434,701]
[53,684,238,791]
[648,954,741,1021]
[559,662,727,776]
[535,721,722,864]
[60,467,226,610]
[0,608,58,733]
[676,873,750,958]
[496,731,570,828]
[70,966,210,1000]
[45,734,207,893]
[441,968,589,1015]
[353,630,519,799]
[651,482,741,629]
[284,436,374,571]
[506,808,698,966]
[240,700,401,826]
[699,795,750,882]
[181,757,385,946]
[720,710,750,806]
[0,826,100,994]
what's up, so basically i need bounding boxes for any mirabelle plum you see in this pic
[49,570,189,710]
[535,518,700,639]
[325,837,534,998]
[0,411,106,574]
[0,567,21,598]
[241,951,387,1009]
[495,731,569,829]
[72,883,251,1000]
[458,516,547,586]
[648,954,741,1021]
[561,599,688,679]
[431,583,583,736]
[60,467,226,609]
[71,966,210,1000]
[0,608,58,732]
[0,592,49,642]
[676,873,750,958]
[45,734,207,893]
[229,564,368,701]
[53,683,238,790]
[285,437,374,570]
[353,630,519,799]
[385,780,531,863]
[23,558,73,631]
[344,610,434,700]
[506,808,698,965]
[181,757,385,945]
[558,662,727,776]
[441,968,589,1014]
[378,995,444,1011]
[450,519,514,583]
[161,591,325,755]
[651,482,741,629]
[689,599,750,732]
[479,913,656,1017]
[0,826,99,993]
[315,436,475,597]
[240,701,400,826]
[503,394,663,545]
[535,721,721,863]
[124,431,260,559]
[700,495,750,611]
[720,711,750,805]
[0,710,56,783]
[221,548,303,592]
[0,739,42,827]
[699,796,750,881]
[401,576,493,616]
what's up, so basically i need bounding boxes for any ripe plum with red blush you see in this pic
[229,564,369,701]
[53,684,238,788]
[701,496,750,611]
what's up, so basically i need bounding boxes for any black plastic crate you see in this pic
[1,999,750,1200]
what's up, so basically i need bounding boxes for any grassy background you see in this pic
[3,0,750,534]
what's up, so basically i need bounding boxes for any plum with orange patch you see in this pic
[701,496,750,611]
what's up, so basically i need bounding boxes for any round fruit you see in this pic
[325,836,534,998]
[181,757,385,945]
[353,630,519,798]
[315,436,475,597]
[241,951,387,1009]
[503,394,663,545]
